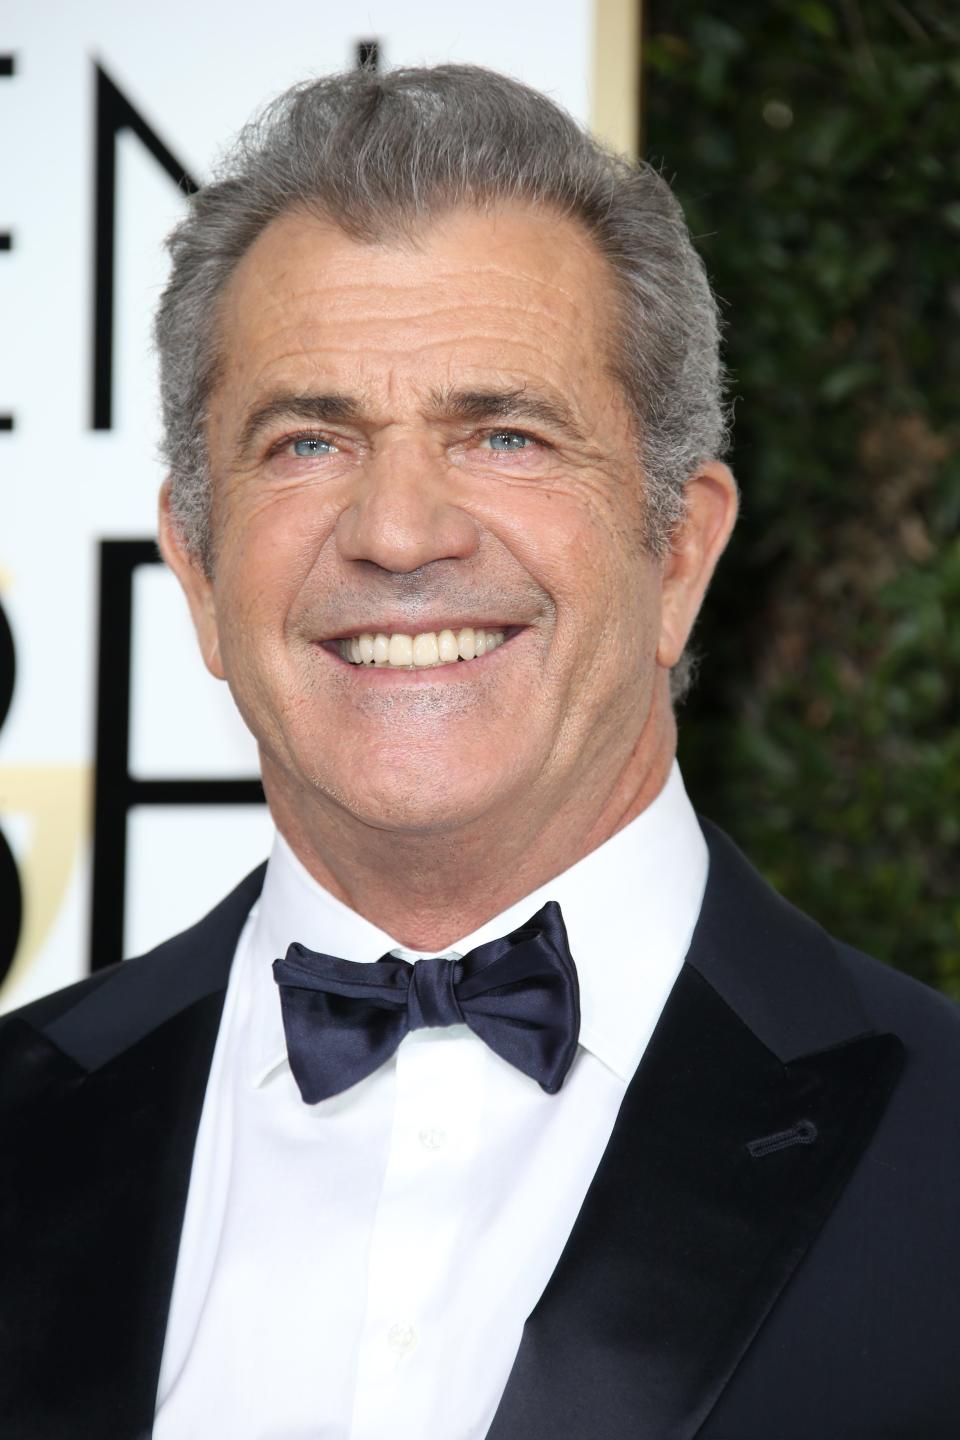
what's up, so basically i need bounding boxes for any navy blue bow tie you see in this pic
[272,901,580,1103]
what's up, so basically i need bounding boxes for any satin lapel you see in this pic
[0,865,265,1440]
[488,828,904,1440]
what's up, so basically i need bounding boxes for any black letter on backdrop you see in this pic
[91,63,199,431]
[0,601,22,986]
[90,542,264,971]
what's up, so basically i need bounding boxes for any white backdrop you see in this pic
[0,0,633,1011]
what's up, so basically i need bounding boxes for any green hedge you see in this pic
[645,1,960,994]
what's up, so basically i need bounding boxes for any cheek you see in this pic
[546,504,661,687]
[563,476,656,656]
[227,477,327,548]
[209,553,312,729]
[214,484,337,629]
[494,479,647,636]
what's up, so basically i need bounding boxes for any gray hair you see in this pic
[155,64,729,698]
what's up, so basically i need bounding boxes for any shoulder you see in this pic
[696,815,960,1066]
[0,863,266,1095]
[0,964,123,1037]
[835,937,960,1077]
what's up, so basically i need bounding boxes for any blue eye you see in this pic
[292,436,336,456]
[487,431,529,451]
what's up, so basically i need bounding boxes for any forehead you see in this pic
[212,201,624,415]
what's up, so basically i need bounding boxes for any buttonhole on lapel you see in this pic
[746,1118,818,1159]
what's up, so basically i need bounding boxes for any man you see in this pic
[2,64,959,1440]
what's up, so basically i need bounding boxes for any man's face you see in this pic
[168,204,702,840]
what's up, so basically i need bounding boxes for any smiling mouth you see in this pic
[334,626,511,669]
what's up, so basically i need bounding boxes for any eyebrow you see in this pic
[236,392,364,459]
[426,386,587,444]
[235,382,588,459]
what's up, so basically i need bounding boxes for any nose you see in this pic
[336,440,480,574]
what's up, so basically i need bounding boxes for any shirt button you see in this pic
[387,1322,418,1355]
[419,1126,447,1151]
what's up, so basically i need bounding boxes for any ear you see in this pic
[657,461,739,669]
[157,480,226,680]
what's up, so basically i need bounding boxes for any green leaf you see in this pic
[796,1,838,40]
[819,362,880,402]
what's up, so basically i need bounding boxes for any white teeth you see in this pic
[388,634,414,667]
[339,627,507,668]
[412,632,440,666]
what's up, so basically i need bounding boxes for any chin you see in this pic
[320,764,515,837]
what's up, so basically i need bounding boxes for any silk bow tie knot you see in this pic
[273,901,580,1103]
[405,955,464,1029]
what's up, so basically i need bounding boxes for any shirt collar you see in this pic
[243,761,707,1087]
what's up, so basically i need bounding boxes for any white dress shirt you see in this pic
[154,762,708,1440]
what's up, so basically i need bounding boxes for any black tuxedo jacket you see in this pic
[3,821,960,1438]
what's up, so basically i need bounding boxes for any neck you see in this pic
[264,691,677,951]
